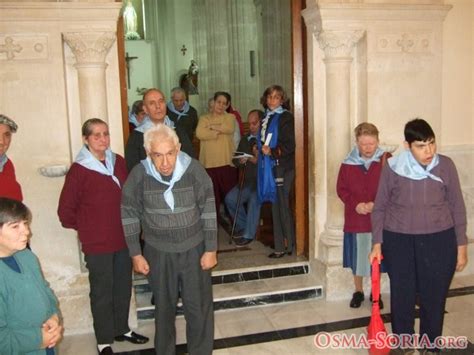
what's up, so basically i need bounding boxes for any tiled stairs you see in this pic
[134,261,323,321]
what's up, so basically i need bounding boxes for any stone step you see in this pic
[134,262,323,321]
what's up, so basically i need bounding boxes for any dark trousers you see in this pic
[272,167,295,253]
[206,165,237,217]
[382,229,457,350]
[84,248,132,344]
[144,243,214,355]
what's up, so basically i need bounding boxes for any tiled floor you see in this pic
[57,228,474,354]
[57,274,474,354]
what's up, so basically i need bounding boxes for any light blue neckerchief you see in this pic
[166,101,190,121]
[75,145,121,187]
[343,147,385,170]
[0,154,7,173]
[260,106,285,143]
[141,151,192,211]
[135,115,175,133]
[388,149,443,183]
[128,112,140,128]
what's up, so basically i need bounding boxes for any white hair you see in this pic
[143,124,179,152]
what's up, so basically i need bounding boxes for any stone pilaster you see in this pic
[63,31,116,124]
[318,30,364,247]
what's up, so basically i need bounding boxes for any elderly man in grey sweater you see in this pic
[121,124,217,355]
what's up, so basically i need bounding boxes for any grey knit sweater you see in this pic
[121,159,217,256]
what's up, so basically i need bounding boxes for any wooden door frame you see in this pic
[117,1,309,257]
[292,0,308,257]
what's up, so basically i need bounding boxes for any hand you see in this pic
[132,255,150,275]
[456,245,468,272]
[369,243,382,264]
[252,145,258,157]
[249,156,258,164]
[200,251,217,270]
[365,202,374,213]
[355,203,369,215]
[41,314,63,348]
[261,145,271,156]
[239,157,248,164]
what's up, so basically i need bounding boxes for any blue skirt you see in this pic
[343,232,372,277]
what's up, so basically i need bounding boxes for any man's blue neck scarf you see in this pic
[135,116,175,133]
[0,154,7,173]
[167,101,190,121]
[141,151,192,211]
[257,107,284,203]
[388,149,443,183]
[343,146,385,170]
[75,145,121,187]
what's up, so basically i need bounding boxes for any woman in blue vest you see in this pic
[257,85,296,258]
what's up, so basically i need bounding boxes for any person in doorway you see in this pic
[196,91,237,219]
[58,118,148,355]
[369,118,468,353]
[0,197,63,355]
[121,124,217,355]
[166,87,199,146]
[337,122,389,309]
[0,114,23,201]
[225,109,263,246]
[128,100,146,132]
[257,85,295,258]
[125,88,194,171]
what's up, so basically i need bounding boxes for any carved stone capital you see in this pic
[317,30,365,59]
[63,31,116,65]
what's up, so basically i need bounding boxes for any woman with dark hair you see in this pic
[196,92,237,217]
[0,114,23,201]
[0,197,62,354]
[370,118,467,353]
[257,85,295,258]
[58,118,148,355]
[128,100,146,132]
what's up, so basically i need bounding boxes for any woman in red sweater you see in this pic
[58,118,148,355]
[336,123,389,309]
[0,114,23,201]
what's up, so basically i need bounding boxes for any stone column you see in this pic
[318,30,365,246]
[63,31,116,124]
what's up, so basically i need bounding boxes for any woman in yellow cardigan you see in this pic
[196,91,236,217]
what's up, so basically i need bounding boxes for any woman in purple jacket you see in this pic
[370,118,468,353]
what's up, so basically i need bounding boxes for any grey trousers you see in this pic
[272,167,296,253]
[144,242,214,355]
[84,248,132,344]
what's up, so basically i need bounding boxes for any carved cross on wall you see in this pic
[0,37,23,60]
[181,44,187,56]
[125,52,138,89]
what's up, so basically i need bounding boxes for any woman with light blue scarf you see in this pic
[337,122,389,309]
[370,118,468,353]
[58,118,148,354]
[257,85,296,259]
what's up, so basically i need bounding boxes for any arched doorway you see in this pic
[117,0,309,258]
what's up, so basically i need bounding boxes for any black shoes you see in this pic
[114,331,149,344]
[235,237,252,246]
[268,251,286,258]
[99,346,114,355]
[350,291,365,308]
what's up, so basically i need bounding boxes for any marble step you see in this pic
[134,262,323,320]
